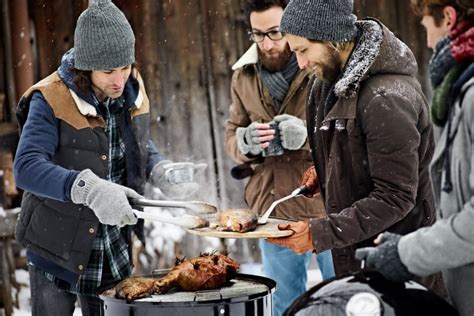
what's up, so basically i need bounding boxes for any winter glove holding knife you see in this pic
[273,114,307,150]
[150,160,207,199]
[266,220,314,254]
[355,232,414,283]
[236,122,274,156]
[71,169,140,227]
[299,165,320,198]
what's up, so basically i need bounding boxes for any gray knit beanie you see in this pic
[73,0,135,70]
[280,0,358,42]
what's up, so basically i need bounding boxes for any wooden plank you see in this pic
[0,240,13,316]
[0,93,4,121]
[10,0,34,98]
[31,0,76,79]
[2,0,16,122]
[200,0,251,210]
[148,1,218,205]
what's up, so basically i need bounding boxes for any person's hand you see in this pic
[150,160,207,199]
[236,122,274,155]
[70,169,139,227]
[273,114,307,150]
[266,221,314,254]
[355,232,414,283]
[299,165,319,198]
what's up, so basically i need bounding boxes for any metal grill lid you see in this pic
[137,279,269,302]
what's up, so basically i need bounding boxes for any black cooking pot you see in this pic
[99,273,275,316]
[284,270,458,316]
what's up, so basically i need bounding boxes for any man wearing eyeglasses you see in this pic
[224,1,334,315]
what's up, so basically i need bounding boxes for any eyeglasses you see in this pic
[248,29,284,43]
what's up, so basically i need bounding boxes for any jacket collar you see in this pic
[318,20,383,124]
[334,19,383,99]
[68,86,145,117]
[232,44,258,70]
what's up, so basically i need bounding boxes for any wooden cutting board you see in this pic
[187,218,294,239]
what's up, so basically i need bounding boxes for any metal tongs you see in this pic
[257,186,308,225]
[130,198,218,214]
[130,198,217,229]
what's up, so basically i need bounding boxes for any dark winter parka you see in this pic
[307,20,436,275]
[14,51,159,277]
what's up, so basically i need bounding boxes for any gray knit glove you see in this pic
[273,114,307,150]
[236,122,264,155]
[71,169,140,227]
[150,160,206,199]
[355,232,414,283]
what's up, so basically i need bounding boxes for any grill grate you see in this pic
[101,278,270,303]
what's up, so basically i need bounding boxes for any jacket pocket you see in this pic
[15,192,37,246]
[24,200,82,261]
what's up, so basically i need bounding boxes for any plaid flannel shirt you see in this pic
[48,97,132,296]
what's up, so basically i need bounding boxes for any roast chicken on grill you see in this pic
[116,252,240,300]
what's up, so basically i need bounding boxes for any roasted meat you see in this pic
[115,252,240,300]
[115,277,157,301]
[216,209,258,233]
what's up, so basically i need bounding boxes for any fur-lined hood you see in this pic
[335,19,418,99]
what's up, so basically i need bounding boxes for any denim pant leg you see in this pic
[259,239,311,316]
[29,265,77,316]
[316,250,335,280]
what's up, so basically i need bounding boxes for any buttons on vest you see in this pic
[89,228,95,234]
[101,154,107,161]
[78,264,84,271]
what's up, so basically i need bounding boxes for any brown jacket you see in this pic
[225,44,325,220]
[307,20,436,275]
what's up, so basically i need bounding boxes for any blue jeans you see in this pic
[29,265,103,316]
[259,240,334,316]
[317,248,335,280]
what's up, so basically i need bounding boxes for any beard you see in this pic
[258,44,293,72]
[313,45,343,82]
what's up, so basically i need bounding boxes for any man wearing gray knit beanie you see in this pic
[14,0,204,315]
[224,1,335,315]
[267,0,446,298]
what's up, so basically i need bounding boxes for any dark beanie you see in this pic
[280,0,358,42]
[73,0,135,70]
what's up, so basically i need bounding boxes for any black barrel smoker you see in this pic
[99,273,276,316]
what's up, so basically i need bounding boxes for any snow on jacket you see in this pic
[306,19,436,275]
[398,68,474,316]
[225,44,326,220]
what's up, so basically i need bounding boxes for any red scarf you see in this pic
[450,20,474,63]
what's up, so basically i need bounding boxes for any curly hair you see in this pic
[411,0,474,25]
[73,69,92,94]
